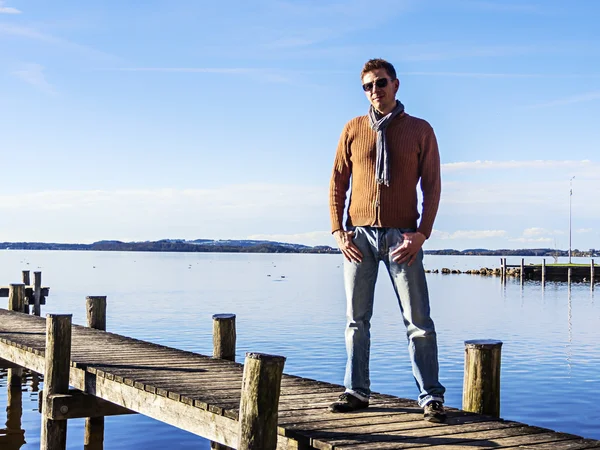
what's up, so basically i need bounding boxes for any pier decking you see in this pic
[1,309,599,449]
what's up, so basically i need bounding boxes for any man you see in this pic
[328,58,446,422]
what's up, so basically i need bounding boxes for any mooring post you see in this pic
[211,314,237,450]
[22,270,31,314]
[33,271,42,317]
[568,267,572,285]
[8,284,26,313]
[238,352,286,450]
[463,339,502,418]
[85,296,107,450]
[542,258,546,286]
[520,258,525,284]
[6,367,26,449]
[502,258,506,280]
[213,314,236,361]
[41,314,72,450]
[591,259,595,290]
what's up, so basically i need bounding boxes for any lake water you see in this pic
[0,250,599,448]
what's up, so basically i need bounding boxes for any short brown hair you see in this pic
[360,58,397,81]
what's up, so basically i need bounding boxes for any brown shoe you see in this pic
[329,393,369,413]
[423,401,446,423]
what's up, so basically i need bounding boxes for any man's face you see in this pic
[362,68,399,114]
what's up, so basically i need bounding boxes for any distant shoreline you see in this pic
[1,241,597,257]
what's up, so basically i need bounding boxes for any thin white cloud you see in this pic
[0,0,20,13]
[12,63,56,95]
[431,230,507,240]
[509,237,554,243]
[529,91,600,108]
[461,1,543,14]
[523,228,564,237]
[0,24,119,62]
[0,185,328,243]
[442,160,593,172]
[247,231,334,246]
[576,228,593,234]
[101,67,294,84]
[400,72,599,79]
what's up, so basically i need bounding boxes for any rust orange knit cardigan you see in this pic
[329,112,441,238]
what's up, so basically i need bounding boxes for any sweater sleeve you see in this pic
[416,124,441,239]
[329,124,352,233]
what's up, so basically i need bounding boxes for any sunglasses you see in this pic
[362,78,390,92]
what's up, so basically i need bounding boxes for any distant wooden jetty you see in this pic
[427,258,598,287]
[1,271,600,449]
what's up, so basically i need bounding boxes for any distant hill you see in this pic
[1,241,596,257]
[0,239,336,254]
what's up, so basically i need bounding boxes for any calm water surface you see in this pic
[1,250,599,448]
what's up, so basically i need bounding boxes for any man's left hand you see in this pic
[390,232,426,266]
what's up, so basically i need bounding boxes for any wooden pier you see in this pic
[1,277,600,449]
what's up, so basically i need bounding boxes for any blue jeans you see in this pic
[343,226,445,407]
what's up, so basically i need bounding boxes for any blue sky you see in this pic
[1,0,599,250]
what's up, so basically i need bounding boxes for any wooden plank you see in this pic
[0,286,49,297]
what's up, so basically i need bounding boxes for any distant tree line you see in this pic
[2,242,597,257]
[0,241,340,254]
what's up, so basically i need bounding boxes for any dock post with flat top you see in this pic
[40,314,72,450]
[463,339,503,418]
[238,352,286,450]
[211,314,237,450]
[8,284,26,314]
[21,271,30,315]
[84,296,107,450]
[520,258,524,284]
[33,271,42,316]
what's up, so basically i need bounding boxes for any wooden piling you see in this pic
[568,267,572,285]
[542,259,546,286]
[212,314,236,361]
[33,271,42,316]
[85,297,107,450]
[591,260,595,290]
[238,352,286,450]
[211,314,236,450]
[41,314,72,450]
[520,258,525,283]
[502,258,507,280]
[8,284,26,313]
[21,271,30,314]
[463,339,502,418]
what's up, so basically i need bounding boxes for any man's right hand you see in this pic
[334,229,363,263]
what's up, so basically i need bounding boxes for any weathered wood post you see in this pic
[213,314,236,361]
[542,258,546,286]
[85,296,107,450]
[238,353,286,450]
[41,314,72,450]
[22,270,31,314]
[520,258,525,284]
[5,367,26,449]
[463,339,502,418]
[591,259,595,290]
[211,314,237,450]
[501,258,507,281]
[8,284,26,313]
[33,271,42,317]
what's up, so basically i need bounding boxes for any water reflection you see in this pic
[566,285,573,375]
[0,368,26,449]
